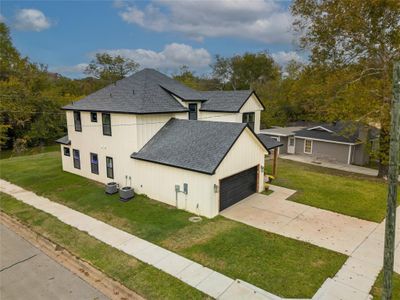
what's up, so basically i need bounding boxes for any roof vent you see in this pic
[132,89,135,95]
[110,93,112,98]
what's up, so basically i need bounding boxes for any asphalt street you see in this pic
[0,223,108,300]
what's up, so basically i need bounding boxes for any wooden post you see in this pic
[272,148,278,177]
[382,61,400,300]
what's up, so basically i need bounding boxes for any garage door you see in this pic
[219,166,257,211]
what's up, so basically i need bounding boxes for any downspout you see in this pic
[347,145,352,165]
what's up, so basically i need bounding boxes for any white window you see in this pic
[289,137,295,146]
[304,139,313,154]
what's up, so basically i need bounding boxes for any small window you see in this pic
[304,139,313,154]
[289,137,295,146]
[63,147,70,156]
[90,112,97,122]
[106,156,114,179]
[242,112,255,130]
[74,111,82,132]
[90,153,99,174]
[102,113,112,136]
[188,103,198,120]
[73,149,80,169]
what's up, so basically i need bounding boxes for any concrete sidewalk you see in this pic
[0,223,108,300]
[280,154,400,180]
[0,179,281,300]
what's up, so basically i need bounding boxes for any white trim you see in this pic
[295,136,360,146]
[260,132,291,137]
[304,139,313,154]
[307,126,333,133]
[347,145,352,164]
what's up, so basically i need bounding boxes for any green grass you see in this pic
[0,192,208,300]
[370,271,400,299]
[0,152,347,298]
[266,159,396,222]
[0,144,59,160]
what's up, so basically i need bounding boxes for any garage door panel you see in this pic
[219,166,257,211]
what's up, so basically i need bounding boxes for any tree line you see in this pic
[0,0,398,177]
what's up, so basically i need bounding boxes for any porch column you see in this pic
[272,148,278,177]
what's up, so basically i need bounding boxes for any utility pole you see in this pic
[382,61,400,299]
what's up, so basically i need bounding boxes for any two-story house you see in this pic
[56,68,281,218]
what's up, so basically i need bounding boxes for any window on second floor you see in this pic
[102,113,112,136]
[188,103,198,120]
[242,112,255,130]
[74,111,82,132]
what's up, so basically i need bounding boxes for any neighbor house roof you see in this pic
[62,69,263,114]
[55,135,71,145]
[131,119,268,174]
[295,122,362,144]
[257,134,284,150]
[260,126,306,137]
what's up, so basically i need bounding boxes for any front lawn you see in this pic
[0,152,347,298]
[0,193,207,300]
[266,159,394,222]
[370,271,400,299]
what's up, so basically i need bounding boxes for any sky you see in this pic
[1,0,305,78]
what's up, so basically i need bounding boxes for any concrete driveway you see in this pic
[0,223,108,300]
[221,185,379,255]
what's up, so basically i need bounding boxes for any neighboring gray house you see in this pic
[260,122,378,165]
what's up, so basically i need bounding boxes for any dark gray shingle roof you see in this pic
[63,69,189,114]
[257,134,284,150]
[62,69,262,114]
[295,122,360,143]
[55,135,70,145]
[199,90,254,112]
[132,119,266,174]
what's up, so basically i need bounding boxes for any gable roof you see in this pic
[62,69,262,114]
[131,118,267,174]
[199,90,254,112]
[295,122,362,144]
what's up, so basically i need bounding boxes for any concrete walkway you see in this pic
[0,179,281,300]
[314,207,400,300]
[223,185,400,300]
[280,154,400,180]
[221,185,378,255]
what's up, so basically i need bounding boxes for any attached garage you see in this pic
[219,166,258,211]
[132,118,270,218]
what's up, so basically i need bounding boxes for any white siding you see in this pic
[214,127,266,195]
[132,160,215,217]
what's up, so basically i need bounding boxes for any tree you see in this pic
[211,52,280,90]
[173,65,220,91]
[291,0,400,177]
[84,53,139,82]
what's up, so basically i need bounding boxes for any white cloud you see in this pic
[51,63,88,74]
[116,0,293,44]
[14,9,51,31]
[99,43,211,70]
[0,14,6,22]
[271,51,305,66]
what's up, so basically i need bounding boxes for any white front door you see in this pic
[287,136,295,154]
